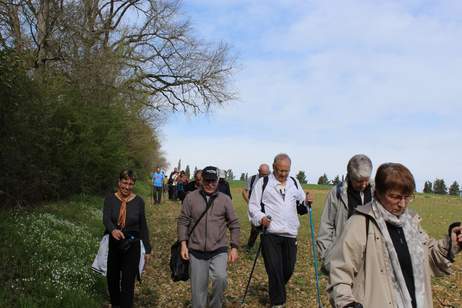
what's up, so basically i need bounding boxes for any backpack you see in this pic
[259,176,307,215]
[248,175,258,199]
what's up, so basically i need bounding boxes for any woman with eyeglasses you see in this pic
[103,170,152,308]
[328,163,462,308]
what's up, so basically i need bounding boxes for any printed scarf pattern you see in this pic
[371,200,426,308]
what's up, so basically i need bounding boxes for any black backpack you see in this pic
[248,174,258,199]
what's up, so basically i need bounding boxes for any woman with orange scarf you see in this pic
[103,170,152,308]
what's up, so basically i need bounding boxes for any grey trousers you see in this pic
[190,252,228,308]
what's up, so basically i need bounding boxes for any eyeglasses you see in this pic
[386,193,414,203]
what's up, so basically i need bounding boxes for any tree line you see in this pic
[296,171,342,186]
[0,0,234,206]
[423,179,460,196]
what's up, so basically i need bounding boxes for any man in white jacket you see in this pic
[248,153,312,307]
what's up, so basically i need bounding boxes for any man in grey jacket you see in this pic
[317,154,373,273]
[178,166,240,308]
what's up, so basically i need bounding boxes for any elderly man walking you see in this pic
[178,166,240,308]
[317,154,373,273]
[248,153,312,307]
[242,163,270,251]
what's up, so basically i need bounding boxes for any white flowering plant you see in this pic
[0,195,107,307]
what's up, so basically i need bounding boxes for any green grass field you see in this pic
[0,181,461,307]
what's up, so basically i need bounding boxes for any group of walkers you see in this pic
[150,167,190,203]
[100,152,462,308]
[152,167,232,204]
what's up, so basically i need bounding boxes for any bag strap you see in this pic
[290,176,298,189]
[248,175,257,198]
[364,215,370,273]
[187,193,217,237]
[336,182,343,199]
[260,175,269,213]
[290,176,303,208]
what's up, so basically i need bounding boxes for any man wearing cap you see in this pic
[242,163,270,251]
[177,166,240,308]
[248,154,312,308]
[317,154,373,273]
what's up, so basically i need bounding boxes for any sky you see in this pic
[160,0,462,191]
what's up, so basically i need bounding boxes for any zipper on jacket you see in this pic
[199,192,217,252]
[204,195,217,251]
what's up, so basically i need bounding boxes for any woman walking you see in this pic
[103,170,152,308]
[328,163,462,308]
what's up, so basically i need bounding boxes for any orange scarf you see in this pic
[115,192,134,229]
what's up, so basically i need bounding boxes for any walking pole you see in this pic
[308,201,323,308]
[241,215,271,305]
[150,183,154,206]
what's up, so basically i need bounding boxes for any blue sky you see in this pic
[161,0,462,191]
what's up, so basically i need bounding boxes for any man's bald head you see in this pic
[258,164,270,177]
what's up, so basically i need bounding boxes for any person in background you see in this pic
[241,163,270,251]
[218,169,232,199]
[184,169,202,195]
[168,168,179,200]
[177,171,189,202]
[151,167,164,204]
[103,170,151,308]
[328,163,462,308]
[163,174,168,198]
[317,154,373,272]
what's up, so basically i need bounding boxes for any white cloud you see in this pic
[162,0,462,190]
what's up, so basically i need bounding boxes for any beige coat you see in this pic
[317,182,349,266]
[327,203,457,308]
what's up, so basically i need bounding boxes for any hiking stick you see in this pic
[241,215,271,305]
[308,202,323,307]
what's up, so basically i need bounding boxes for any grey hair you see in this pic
[347,154,372,181]
[273,153,291,165]
[258,163,270,172]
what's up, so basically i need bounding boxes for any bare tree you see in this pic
[0,0,236,112]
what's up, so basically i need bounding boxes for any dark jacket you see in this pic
[218,179,232,199]
[177,189,240,251]
[103,194,152,253]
